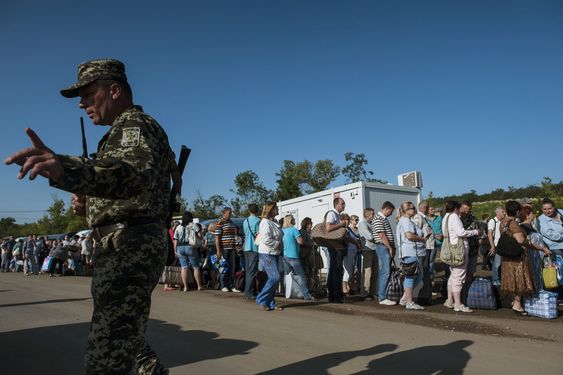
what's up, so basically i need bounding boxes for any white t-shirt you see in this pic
[326,210,340,225]
[487,218,501,246]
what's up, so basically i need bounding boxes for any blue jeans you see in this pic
[220,248,236,289]
[375,244,391,300]
[244,251,258,299]
[284,257,312,299]
[176,245,200,269]
[327,247,345,302]
[492,253,501,286]
[256,253,281,309]
[402,256,421,289]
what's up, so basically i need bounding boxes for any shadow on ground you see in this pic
[0,297,92,308]
[0,319,258,374]
[258,340,473,375]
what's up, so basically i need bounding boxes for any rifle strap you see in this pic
[169,151,182,194]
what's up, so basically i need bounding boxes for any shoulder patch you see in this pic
[121,127,140,147]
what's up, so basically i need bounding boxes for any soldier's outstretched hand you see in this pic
[4,128,64,182]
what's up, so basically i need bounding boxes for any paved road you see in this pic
[1,272,562,374]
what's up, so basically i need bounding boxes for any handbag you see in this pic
[160,259,182,285]
[400,259,419,277]
[440,214,465,266]
[542,257,558,289]
[311,210,347,248]
[386,259,403,302]
[495,220,523,259]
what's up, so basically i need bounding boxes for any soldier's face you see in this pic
[78,81,113,125]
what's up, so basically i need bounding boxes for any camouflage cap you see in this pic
[60,59,127,98]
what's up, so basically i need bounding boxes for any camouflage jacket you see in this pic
[51,106,172,226]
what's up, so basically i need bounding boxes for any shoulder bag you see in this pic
[311,210,347,249]
[440,214,465,266]
[495,220,523,259]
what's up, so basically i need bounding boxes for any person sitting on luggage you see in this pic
[282,214,315,301]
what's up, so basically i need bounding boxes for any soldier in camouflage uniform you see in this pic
[5,59,171,374]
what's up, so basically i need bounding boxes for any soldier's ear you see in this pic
[109,83,122,100]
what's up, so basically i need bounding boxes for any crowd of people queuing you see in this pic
[3,197,562,316]
[1,232,95,277]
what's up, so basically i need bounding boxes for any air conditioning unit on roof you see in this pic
[398,171,422,188]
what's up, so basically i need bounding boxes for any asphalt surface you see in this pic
[1,272,562,374]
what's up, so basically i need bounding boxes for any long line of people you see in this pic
[170,197,561,316]
[3,197,562,318]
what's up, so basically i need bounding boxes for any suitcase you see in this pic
[524,290,558,319]
[466,277,497,310]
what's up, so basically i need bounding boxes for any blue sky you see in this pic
[1,0,562,223]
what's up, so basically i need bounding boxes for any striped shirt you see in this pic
[371,212,395,247]
[214,218,237,250]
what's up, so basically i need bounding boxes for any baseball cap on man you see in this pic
[60,59,128,98]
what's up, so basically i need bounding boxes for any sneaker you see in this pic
[405,302,425,310]
[379,299,397,306]
[399,297,407,306]
[454,304,473,313]
[232,288,242,293]
[304,296,317,302]
[221,287,230,292]
[443,300,455,309]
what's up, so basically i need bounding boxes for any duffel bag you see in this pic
[385,260,403,303]
[524,290,558,319]
[466,277,497,310]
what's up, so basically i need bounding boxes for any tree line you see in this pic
[1,154,562,237]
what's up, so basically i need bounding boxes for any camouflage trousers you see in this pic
[85,223,168,375]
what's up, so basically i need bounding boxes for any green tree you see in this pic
[274,160,309,201]
[191,192,226,220]
[0,217,18,238]
[35,197,67,234]
[306,159,340,193]
[231,170,272,209]
[342,152,386,184]
[274,159,340,200]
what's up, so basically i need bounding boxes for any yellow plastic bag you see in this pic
[543,266,558,289]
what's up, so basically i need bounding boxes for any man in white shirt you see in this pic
[488,207,505,287]
[325,197,349,303]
